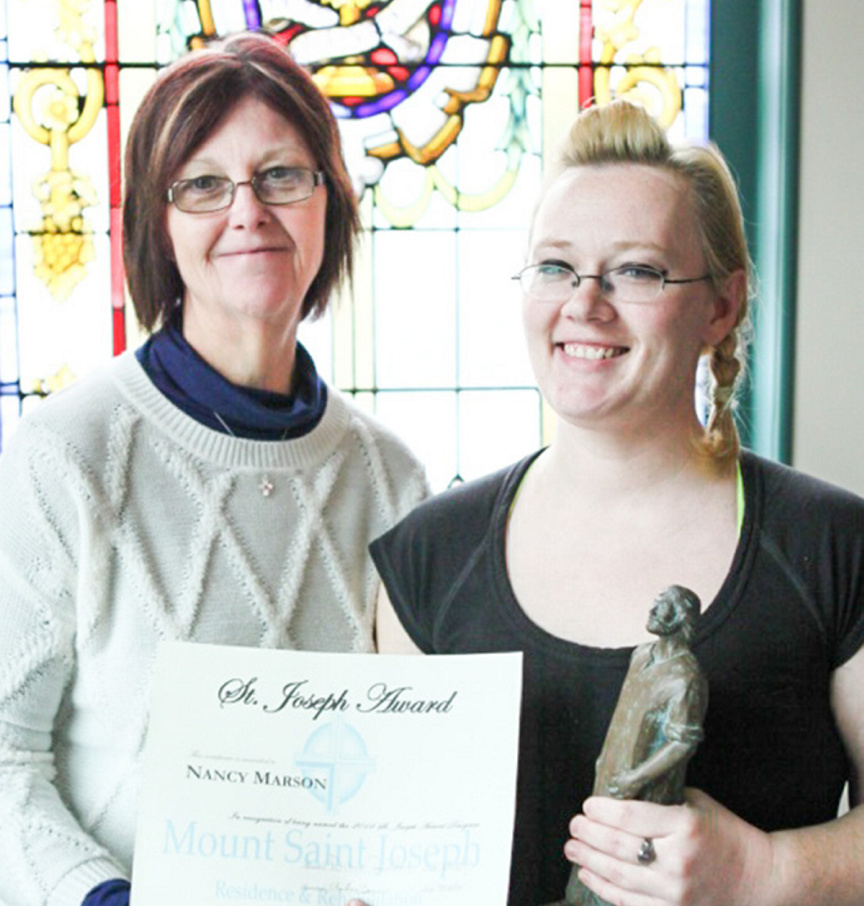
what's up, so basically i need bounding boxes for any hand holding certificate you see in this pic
[132,643,522,905]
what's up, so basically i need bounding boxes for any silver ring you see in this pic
[637,837,656,865]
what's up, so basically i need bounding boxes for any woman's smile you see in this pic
[165,96,327,389]
[522,163,720,433]
[558,341,629,362]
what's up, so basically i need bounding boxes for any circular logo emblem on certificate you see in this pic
[296,719,376,812]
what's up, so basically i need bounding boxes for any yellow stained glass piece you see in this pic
[339,3,362,26]
[313,65,395,98]
[31,363,77,396]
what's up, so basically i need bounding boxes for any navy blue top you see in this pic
[82,879,129,906]
[136,314,326,440]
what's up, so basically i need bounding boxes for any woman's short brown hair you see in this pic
[123,32,360,331]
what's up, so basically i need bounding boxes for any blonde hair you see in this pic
[541,100,753,462]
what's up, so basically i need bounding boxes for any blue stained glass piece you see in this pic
[406,65,430,91]
[243,0,261,30]
[427,32,448,66]
[355,89,407,118]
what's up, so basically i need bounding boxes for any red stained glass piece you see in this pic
[371,48,398,64]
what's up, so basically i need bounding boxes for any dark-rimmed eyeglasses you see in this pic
[166,167,325,214]
[512,262,712,305]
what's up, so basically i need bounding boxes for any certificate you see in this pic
[131,642,522,905]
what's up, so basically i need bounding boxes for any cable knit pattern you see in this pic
[0,352,428,906]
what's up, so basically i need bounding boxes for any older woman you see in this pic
[0,33,426,906]
[372,100,864,905]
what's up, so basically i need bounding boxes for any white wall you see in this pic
[793,0,864,495]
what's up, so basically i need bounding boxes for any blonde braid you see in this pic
[671,145,753,465]
[703,327,746,461]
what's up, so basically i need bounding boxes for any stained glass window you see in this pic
[1,0,711,489]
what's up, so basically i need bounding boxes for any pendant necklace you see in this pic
[212,410,289,498]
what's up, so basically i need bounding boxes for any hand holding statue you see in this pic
[566,789,776,906]
[547,585,709,906]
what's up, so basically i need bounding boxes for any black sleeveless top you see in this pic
[371,450,864,905]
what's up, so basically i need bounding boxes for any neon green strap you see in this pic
[736,459,745,536]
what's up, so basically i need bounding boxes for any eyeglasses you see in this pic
[512,262,712,305]
[166,166,325,214]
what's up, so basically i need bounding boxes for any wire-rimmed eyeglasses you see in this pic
[166,166,325,214]
[512,262,712,305]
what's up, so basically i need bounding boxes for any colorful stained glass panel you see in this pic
[1,0,712,485]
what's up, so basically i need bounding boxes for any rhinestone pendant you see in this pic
[259,476,274,497]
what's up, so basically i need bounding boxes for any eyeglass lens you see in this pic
[518,264,666,304]
[169,168,321,213]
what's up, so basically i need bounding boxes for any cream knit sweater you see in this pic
[0,352,428,906]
